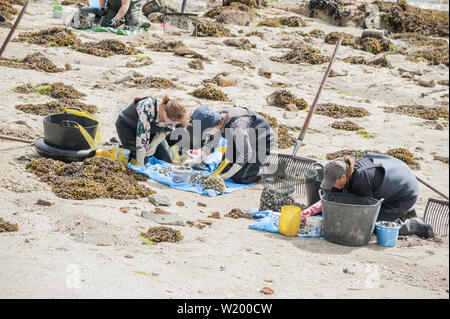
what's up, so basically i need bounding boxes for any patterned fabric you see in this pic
[135,97,157,152]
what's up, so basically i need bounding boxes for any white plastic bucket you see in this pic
[62,7,78,26]
[305,216,324,236]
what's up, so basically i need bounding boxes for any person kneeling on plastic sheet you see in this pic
[185,106,275,184]
[115,95,189,167]
[99,0,151,30]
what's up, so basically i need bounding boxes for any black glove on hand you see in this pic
[107,17,119,28]
[0,14,6,23]
[100,7,107,17]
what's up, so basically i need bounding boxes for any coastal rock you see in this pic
[216,10,250,26]
[148,194,172,207]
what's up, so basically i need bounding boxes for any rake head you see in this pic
[423,198,449,237]
[259,153,317,204]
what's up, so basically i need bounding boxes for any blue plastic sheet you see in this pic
[248,209,324,238]
[129,157,255,197]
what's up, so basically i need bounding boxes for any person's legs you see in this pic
[124,0,151,29]
[99,7,118,26]
[115,117,137,158]
[152,138,173,163]
[231,162,262,184]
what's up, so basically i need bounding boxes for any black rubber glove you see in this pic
[0,14,6,23]
[107,17,119,28]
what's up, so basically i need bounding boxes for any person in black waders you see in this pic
[184,106,275,184]
[115,95,189,167]
[302,153,434,238]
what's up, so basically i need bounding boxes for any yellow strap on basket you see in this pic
[64,108,102,143]
[210,158,230,177]
[75,123,98,150]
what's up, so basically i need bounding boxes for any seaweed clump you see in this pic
[226,59,256,69]
[382,105,449,121]
[245,31,264,39]
[0,52,65,73]
[223,38,255,50]
[270,46,329,65]
[26,157,154,200]
[15,27,81,47]
[140,226,183,243]
[225,208,252,219]
[316,103,370,118]
[343,55,392,67]
[196,19,232,37]
[308,29,325,38]
[203,175,226,193]
[75,39,142,57]
[146,40,185,52]
[0,217,19,233]
[15,100,98,116]
[324,32,358,46]
[258,112,298,149]
[309,0,351,20]
[331,120,364,131]
[374,0,449,37]
[192,85,229,101]
[127,76,175,89]
[0,0,18,20]
[266,89,309,110]
[325,31,393,54]
[258,16,306,27]
[386,148,421,170]
[188,59,204,70]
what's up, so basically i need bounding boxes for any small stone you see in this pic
[148,194,172,207]
[197,219,213,225]
[197,202,207,207]
[176,201,185,207]
[208,212,221,219]
[120,207,129,214]
[217,75,236,87]
[64,63,72,71]
[154,207,171,215]
[260,287,274,295]
[285,104,299,112]
[124,255,134,259]
[417,78,436,88]
[283,111,298,119]
[35,199,53,206]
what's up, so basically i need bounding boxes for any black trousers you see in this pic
[115,114,173,163]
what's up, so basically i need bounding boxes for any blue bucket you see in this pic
[376,222,400,247]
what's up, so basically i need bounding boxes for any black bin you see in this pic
[43,112,98,151]
[305,163,324,207]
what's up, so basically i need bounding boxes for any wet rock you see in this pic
[148,194,172,207]
[35,199,54,206]
[329,69,348,77]
[142,212,185,226]
[216,10,250,26]
[258,67,272,79]
[416,78,436,88]
[285,104,299,112]
[283,111,298,119]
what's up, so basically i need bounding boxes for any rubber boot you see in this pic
[398,217,434,239]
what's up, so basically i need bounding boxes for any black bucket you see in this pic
[43,112,98,150]
[305,163,324,207]
[319,190,384,246]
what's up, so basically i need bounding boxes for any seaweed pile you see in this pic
[325,148,421,170]
[146,40,185,52]
[245,31,264,39]
[192,85,229,101]
[308,29,325,38]
[325,32,393,54]
[225,208,252,219]
[188,59,204,70]
[226,59,256,69]
[203,175,226,193]
[382,105,449,121]
[270,46,329,65]
[16,100,98,116]
[331,120,364,131]
[386,148,421,170]
[258,112,298,149]
[266,90,309,110]
[204,2,251,18]
[125,76,175,89]
[258,16,306,27]
[343,55,392,68]
[26,157,154,200]
[140,226,183,243]
[223,38,255,50]
[196,19,231,37]
[309,0,351,20]
[0,0,18,20]
[374,0,449,37]
[15,27,81,47]
[125,56,153,68]
[316,103,370,118]
[15,82,86,100]
[0,52,65,73]
[75,39,142,57]
[392,33,449,66]
[0,217,19,233]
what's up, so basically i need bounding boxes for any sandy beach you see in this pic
[0,0,448,299]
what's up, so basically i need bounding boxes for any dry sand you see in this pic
[0,1,448,299]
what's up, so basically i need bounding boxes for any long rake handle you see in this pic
[0,134,34,144]
[416,176,449,201]
[293,37,343,156]
[0,0,29,58]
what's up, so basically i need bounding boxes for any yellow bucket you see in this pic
[280,205,302,237]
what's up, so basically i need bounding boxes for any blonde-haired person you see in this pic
[115,95,189,167]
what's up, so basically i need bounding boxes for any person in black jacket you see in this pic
[320,153,420,222]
